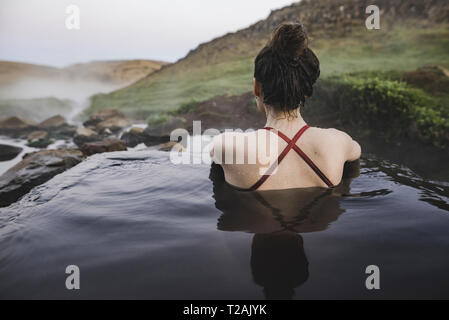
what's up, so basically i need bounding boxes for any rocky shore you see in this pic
[0,108,178,208]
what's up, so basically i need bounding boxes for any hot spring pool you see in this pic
[0,150,448,299]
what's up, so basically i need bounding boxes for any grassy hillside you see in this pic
[87,0,449,120]
[88,25,449,119]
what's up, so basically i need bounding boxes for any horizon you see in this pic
[0,0,297,68]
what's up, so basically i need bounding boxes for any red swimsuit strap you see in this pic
[247,125,334,191]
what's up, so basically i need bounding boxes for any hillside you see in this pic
[87,0,449,119]
[0,59,168,89]
[63,60,169,84]
[0,61,60,87]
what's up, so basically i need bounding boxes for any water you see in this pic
[0,149,448,299]
[0,136,38,176]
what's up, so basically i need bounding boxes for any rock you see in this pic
[27,131,48,142]
[96,116,131,133]
[144,116,187,138]
[156,141,185,152]
[35,115,77,140]
[76,127,98,137]
[83,109,130,133]
[0,144,23,161]
[0,116,36,129]
[121,127,146,147]
[27,139,54,149]
[73,127,100,147]
[84,109,126,127]
[0,116,37,137]
[38,115,67,129]
[0,149,83,207]
[26,131,52,149]
[81,138,127,156]
[56,125,78,138]
[130,127,145,134]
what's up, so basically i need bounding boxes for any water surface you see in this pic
[0,149,448,299]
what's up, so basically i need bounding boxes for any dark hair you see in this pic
[254,22,320,113]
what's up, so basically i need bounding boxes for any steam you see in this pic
[0,77,132,124]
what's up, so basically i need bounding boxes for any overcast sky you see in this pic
[0,0,296,67]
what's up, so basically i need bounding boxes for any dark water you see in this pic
[0,150,449,299]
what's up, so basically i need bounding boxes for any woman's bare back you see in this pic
[211,126,361,191]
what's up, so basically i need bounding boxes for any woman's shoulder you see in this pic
[309,127,361,161]
[209,129,277,165]
[209,130,256,162]
[309,126,348,137]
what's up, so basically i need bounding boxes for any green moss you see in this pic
[335,76,449,147]
[146,113,171,126]
[172,100,200,115]
[27,139,53,149]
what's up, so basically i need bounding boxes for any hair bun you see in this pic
[269,22,308,61]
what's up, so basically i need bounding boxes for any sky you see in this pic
[0,0,297,67]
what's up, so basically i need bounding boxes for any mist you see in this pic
[0,77,129,123]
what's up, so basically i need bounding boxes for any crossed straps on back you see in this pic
[247,125,334,191]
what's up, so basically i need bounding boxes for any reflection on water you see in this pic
[210,161,368,299]
[250,233,308,300]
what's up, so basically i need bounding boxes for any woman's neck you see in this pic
[264,107,307,134]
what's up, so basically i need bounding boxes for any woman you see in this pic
[210,22,361,191]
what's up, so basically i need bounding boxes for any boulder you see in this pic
[121,127,146,147]
[84,109,126,127]
[26,130,52,148]
[83,109,130,133]
[38,115,67,129]
[129,127,145,134]
[156,141,186,152]
[81,138,127,156]
[56,124,78,138]
[0,144,23,161]
[27,131,48,142]
[0,116,36,129]
[0,116,37,137]
[0,149,83,207]
[35,115,77,139]
[73,127,100,147]
[27,139,54,149]
[96,116,131,133]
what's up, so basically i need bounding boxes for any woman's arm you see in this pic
[346,138,362,162]
[327,128,362,162]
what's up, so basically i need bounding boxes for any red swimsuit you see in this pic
[247,125,334,191]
